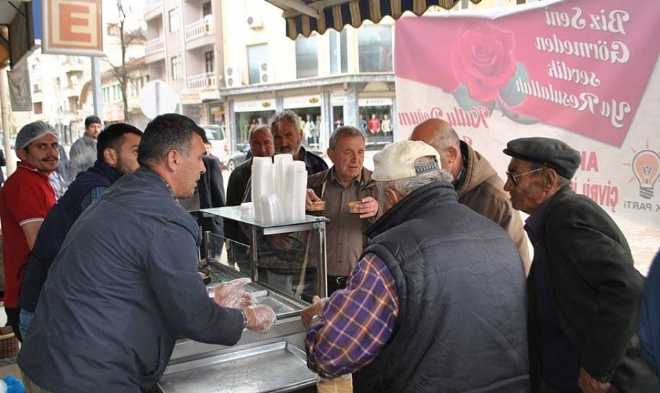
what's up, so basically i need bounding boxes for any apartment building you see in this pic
[219,0,397,152]
[144,0,220,125]
[143,0,521,152]
[29,54,90,145]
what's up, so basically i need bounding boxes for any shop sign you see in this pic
[358,98,393,107]
[234,99,276,112]
[43,0,103,56]
[283,95,321,109]
[330,95,346,106]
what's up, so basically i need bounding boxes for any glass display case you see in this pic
[157,206,328,393]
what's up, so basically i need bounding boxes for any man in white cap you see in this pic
[0,121,59,339]
[302,140,529,393]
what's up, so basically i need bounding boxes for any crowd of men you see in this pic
[0,111,657,393]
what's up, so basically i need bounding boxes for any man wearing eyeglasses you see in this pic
[503,137,653,393]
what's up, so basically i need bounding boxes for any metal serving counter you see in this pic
[157,206,328,393]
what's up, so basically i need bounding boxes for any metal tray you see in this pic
[158,341,317,393]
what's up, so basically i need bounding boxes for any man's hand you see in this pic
[213,278,252,308]
[578,368,612,393]
[244,304,277,332]
[301,296,326,328]
[306,189,325,211]
[352,196,379,219]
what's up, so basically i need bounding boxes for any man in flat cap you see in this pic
[0,121,59,339]
[303,140,529,393]
[503,137,654,393]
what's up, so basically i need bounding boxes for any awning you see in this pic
[267,0,484,39]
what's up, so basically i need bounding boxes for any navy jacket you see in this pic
[19,160,121,312]
[354,181,530,393]
[18,167,244,393]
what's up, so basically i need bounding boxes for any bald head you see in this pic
[410,118,462,178]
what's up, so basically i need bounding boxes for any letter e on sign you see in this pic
[43,0,103,55]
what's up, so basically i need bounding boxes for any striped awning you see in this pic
[267,0,484,39]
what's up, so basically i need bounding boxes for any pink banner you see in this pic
[395,0,660,147]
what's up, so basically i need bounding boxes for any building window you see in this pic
[202,2,212,17]
[33,83,41,93]
[168,8,181,32]
[171,56,183,80]
[33,102,43,114]
[247,44,268,85]
[295,35,319,79]
[205,50,214,73]
[358,24,393,73]
[329,29,348,75]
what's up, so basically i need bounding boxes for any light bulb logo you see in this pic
[631,149,660,199]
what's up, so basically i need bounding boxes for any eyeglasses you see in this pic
[505,167,545,186]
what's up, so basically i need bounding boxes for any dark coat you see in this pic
[526,186,652,392]
[198,155,225,235]
[354,181,530,393]
[224,159,252,246]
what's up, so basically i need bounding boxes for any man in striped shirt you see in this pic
[303,140,529,393]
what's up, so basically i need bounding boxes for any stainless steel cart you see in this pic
[157,206,328,393]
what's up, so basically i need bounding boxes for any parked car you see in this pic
[201,124,229,165]
[226,143,251,171]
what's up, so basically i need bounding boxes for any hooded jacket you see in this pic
[455,141,531,271]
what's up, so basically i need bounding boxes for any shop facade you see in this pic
[220,74,395,153]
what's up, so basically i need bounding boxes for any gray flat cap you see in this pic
[503,137,580,179]
[15,121,57,150]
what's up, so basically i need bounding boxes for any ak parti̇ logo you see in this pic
[625,145,660,199]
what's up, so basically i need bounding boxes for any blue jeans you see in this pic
[19,309,35,340]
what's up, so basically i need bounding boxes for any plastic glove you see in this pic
[213,278,252,308]
[244,304,276,332]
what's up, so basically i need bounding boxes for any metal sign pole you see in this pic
[91,56,103,117]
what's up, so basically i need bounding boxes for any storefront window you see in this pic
[359,105,393,147]
[295,35,319,79]
[287,107,322,149]
[332,106,344,131]
[247,44,268,85]
[358,25,393,73]
[329,30,348,75]
[235,111,275,145]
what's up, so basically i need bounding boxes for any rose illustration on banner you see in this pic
[451,22,516,104]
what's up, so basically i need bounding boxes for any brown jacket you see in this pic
[308,167,375,276]
[456,141,531,273]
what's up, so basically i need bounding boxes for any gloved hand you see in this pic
[244,304,276,332]
[213,278,253,309]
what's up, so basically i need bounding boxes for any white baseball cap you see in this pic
[372,140,441,181]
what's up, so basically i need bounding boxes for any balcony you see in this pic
[185,16,214,45]
[187,72,216,90]
[144,0,163,20]
[63,57,84,73]
[145,37,165,62]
